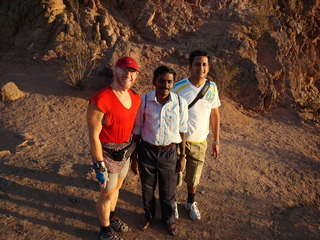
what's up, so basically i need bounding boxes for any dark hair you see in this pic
[189,50,210,65]
[153,65,176,81]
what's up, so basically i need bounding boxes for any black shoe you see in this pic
[110,216,129,233]
[98,230,123,240]
[167,224,178,236]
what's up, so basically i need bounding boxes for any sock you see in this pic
[110,211,116,219]
[187,193,195,203]
[100,225,112,233]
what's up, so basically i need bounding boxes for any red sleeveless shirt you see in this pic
[90,86,141,144]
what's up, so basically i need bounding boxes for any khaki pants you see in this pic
[184,140,207,187]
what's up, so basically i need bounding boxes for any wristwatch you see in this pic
[93,161,106,171]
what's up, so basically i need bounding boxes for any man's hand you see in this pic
[130,152,139,175]
[95,169,109,189]
[211,144,220,158]
[176,155,186,173]
[131,160,139,175]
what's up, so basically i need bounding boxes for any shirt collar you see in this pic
[187,78,207,89]
[147,90,173,104]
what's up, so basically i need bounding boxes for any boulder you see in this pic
[97,37,139,77]
[257,32,283,77]
[136,9,155,29]
[1,82,25,101]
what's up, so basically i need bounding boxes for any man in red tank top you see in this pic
[87,56,141,240]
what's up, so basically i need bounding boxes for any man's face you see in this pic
[190,56,209,80]
[153,72,174,98]
[113,67,138,89]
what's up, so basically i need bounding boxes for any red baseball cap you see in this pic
[116,56,139,72]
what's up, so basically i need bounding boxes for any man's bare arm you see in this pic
[210,107,220,158]
[87,103,105,163]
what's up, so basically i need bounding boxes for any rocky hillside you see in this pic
[0,0,319,119]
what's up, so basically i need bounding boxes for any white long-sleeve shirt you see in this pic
[133,90,188,146]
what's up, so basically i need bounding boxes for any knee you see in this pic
[99,191,113,203]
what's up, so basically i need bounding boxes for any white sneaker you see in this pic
[174,201,179,219]
[185,202,201,220]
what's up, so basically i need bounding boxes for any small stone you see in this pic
[0,150,11,157]
[0,82,25,101]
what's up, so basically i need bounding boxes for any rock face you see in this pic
[0,0,319,114]
[0,82,25,101]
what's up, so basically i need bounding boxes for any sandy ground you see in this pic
[0,60,319,240]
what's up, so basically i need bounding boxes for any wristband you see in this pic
[213,141,220,145]
[93,161,106,171]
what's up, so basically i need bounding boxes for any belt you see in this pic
[144,140,175,150]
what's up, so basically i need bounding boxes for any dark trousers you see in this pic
[138,140,178,226]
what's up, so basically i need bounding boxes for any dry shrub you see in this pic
[305,91,320,122]
[212,59,240,98]
[60,34,100,89]
[251,7,270,38]
[281,0,300,16]
[248,0,273,39]
[59,0,100,89]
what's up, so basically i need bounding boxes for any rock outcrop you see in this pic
[0,0,319,116]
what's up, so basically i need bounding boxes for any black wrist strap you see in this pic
[93,161,106,169]
[188,80,210,109]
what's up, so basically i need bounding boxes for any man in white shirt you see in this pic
[131,65,188,236]
[173,50,221,221]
